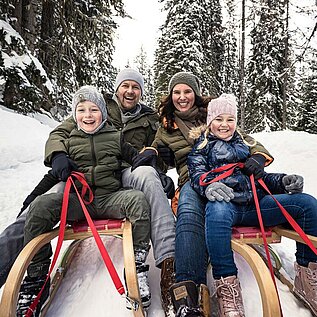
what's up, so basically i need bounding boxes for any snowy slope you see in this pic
[0,107,316,316]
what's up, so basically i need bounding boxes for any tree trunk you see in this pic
[239,0,246,129]
[39,0,55,72]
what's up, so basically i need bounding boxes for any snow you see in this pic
[0,108,316,316]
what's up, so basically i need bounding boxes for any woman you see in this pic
[152,72,273,317]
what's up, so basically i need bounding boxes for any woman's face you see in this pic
[171,84,195,112]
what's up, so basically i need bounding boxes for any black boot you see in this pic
[16,262,50,317]
[169,280,204,317]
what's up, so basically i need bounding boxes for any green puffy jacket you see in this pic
[65,124,137,196]
[45,96,159,166]
[152,123,273,187]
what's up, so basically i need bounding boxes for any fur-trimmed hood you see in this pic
[188,124,208,140]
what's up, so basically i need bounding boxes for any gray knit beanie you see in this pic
[72,85,107,122]
[168,71,201,96]
[114,68,145,95]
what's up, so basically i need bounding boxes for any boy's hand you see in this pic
[51,152,78,181]
[282,174,304,194]
[205,182,234,202]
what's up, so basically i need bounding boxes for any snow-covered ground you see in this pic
[0,106,315,316]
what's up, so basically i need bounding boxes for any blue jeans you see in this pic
[205,193,317,280]
[175,181,209,285]
[0,211,26,287]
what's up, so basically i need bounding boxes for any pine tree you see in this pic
[297,52,317,134]
[221,0,240,96]
[153,0,207,97]
[134,46,156,108]
[0,0,125,119]
[245,0,288,133]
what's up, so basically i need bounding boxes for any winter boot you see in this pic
[125,249,151,310]
[215,275,245,317]
[293,262,317,316]
[199,284,211,317]
[169,280,204,316]
[16,274,50,317]
[160,257,176,317]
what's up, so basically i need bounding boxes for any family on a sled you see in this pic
[0,69,316,317]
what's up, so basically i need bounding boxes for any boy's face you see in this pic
[76,101,102,133]
[172,83,195,112]
[116,80,142,111]
[209,114,236,140]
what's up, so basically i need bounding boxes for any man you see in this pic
[0,68,176,316]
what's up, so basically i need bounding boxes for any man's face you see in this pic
[116,80,142,111]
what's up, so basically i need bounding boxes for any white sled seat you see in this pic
[0,219,145,317]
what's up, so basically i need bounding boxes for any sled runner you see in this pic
[0,219,146,317]
[231,225,317,317]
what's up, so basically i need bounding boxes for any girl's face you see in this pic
[116,80,142,111]
[172,83,195,112]
[209,114,237,140]
[76,101,102,133]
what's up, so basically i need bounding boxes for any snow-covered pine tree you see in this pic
[134,47,156,108]
[297,51,317,134]
[245,0,288,133]
[153,0,206,97]
[0,0,125,120]
[221,0,240,96]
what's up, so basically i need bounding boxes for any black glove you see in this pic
[158,172,175,199]
[282,174,304,194]
[157,144,175,167]
[17,171,59,218]
[131,148,158,171]
[19,194,37,215]
[243,154,266,180]
[51,152,78,181]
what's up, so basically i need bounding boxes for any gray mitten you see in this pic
[205,182,234,202]
[282,174,304,194]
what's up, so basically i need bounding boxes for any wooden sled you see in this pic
[231,226,317,317]
[0,219,146,317]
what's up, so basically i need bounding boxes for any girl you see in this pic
[187,93,317,317]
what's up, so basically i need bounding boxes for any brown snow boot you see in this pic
[215,275,245,317]
[160,257,176,317]
[199,284,211,317]
[294,262,317,316]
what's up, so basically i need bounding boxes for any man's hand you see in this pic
[205,182,234,202]
[131,148,158,171]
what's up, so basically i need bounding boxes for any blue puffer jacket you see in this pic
[188,131,286,205]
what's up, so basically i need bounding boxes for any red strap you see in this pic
[26,172,124,316]
[258,179,317,256]
[199,163,244,186]
[249,175,283,315]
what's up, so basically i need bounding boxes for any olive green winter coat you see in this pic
[44,96,159,165]
[65,123,137,196]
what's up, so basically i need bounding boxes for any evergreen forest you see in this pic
[1,0,316,133]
